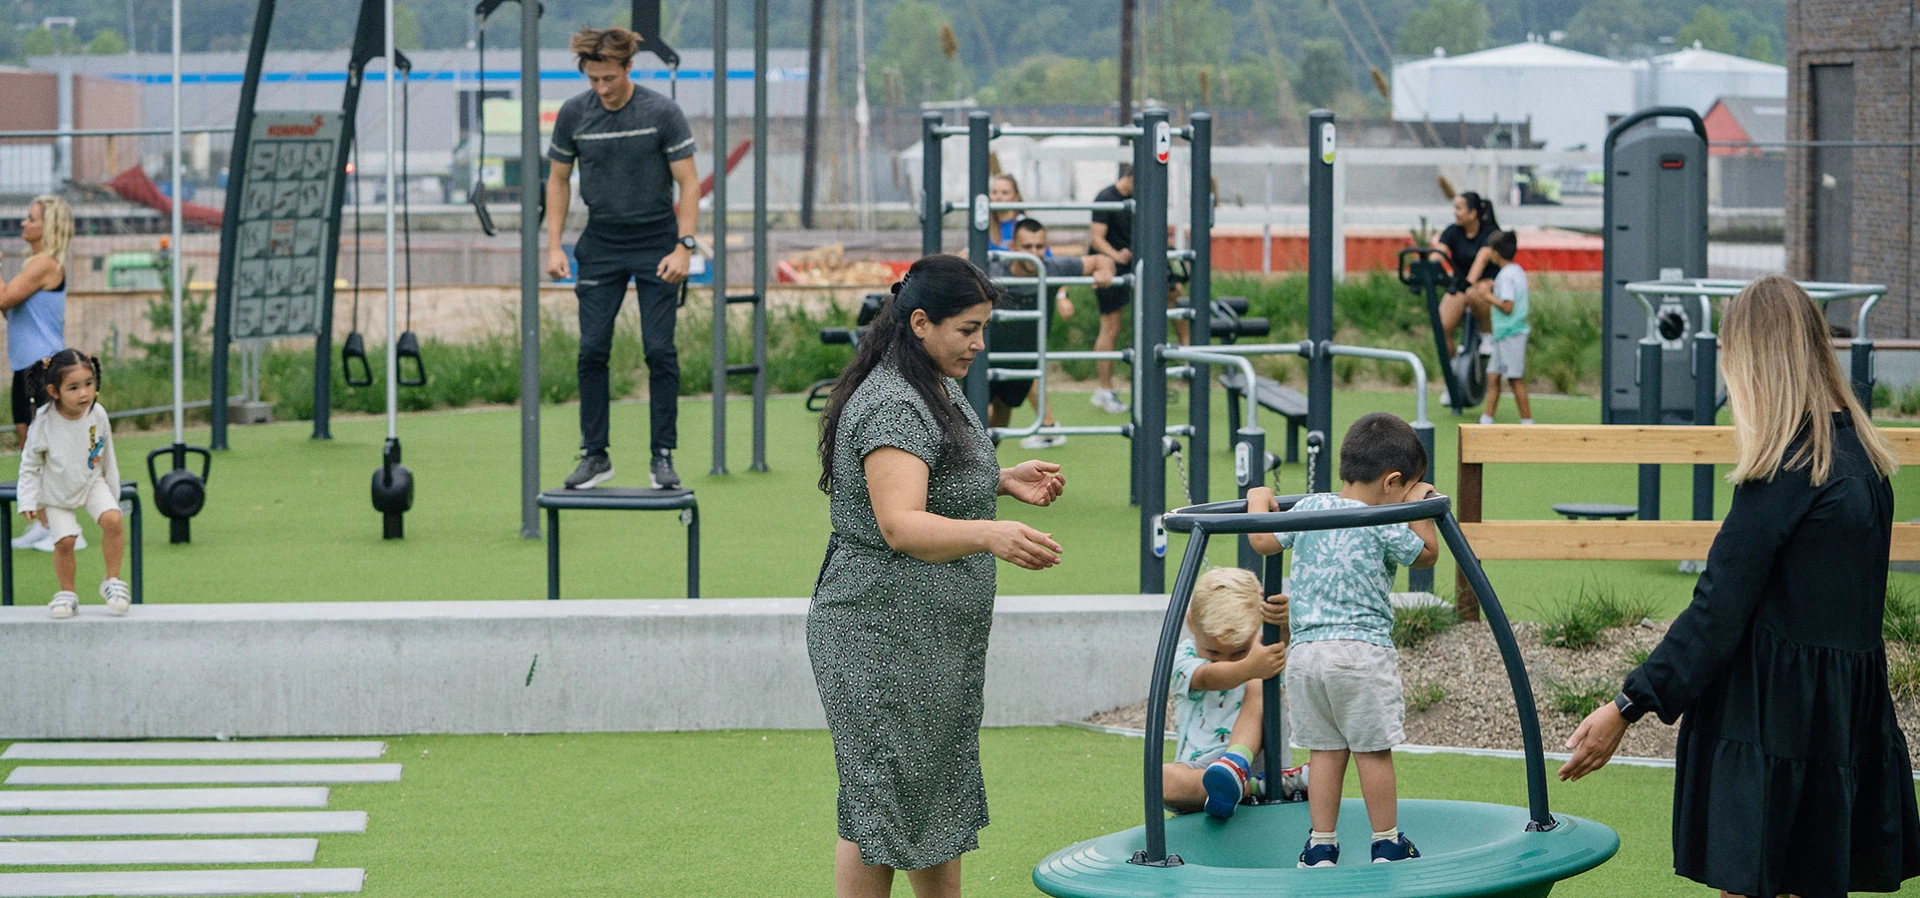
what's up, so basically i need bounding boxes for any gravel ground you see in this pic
[1086,619,1920,770]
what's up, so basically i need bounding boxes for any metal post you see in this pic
[210,0,278,449]
[963,111,992,424]
[799,0,824,229]
[1692,329,1717,522]
[1853,338,1875,412]
[1261,163,1272,274]
[1306,110,1335,494]
[517,0,540,538]
[1259,542,1285,800]
[1137,108,1170,594]
[709,0,731,476]
[1637,335,1662,520]
[750,0,769,472]
[1411,421,1436,593]
[169,0,185,451]
[1235,427,1263,572]
[1187,113,1211,506]
[920,111,943,256]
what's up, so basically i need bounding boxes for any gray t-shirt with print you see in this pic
[547,86,695,233]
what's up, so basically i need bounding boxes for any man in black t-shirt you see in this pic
[986,219,1113,447]
[545,27,700,490]
[1087,167,1134,414]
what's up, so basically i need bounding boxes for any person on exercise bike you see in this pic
[544,26,701,491]
[1431,192,1502,358]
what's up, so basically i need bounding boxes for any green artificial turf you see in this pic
[10,386,1915,617]
[0,728,1915,896]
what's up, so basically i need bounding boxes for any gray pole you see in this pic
[1306,110,1334,494]
[1692,330,1716,521]
[1637,335,1661,520]
[1187,113,1211,506]
[382,0,398,446]
[1137,108,1170,594]
[751,0,769,472]
[963,111,991,424]
[169,0,184,447]
[709,0,730,476]
[518,0,541,538]
[920,111,942,256]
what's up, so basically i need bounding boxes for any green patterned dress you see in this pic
[808,360,999,870]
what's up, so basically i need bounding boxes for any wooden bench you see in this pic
[1454,424,1920,619]
[1219,371,1310,463]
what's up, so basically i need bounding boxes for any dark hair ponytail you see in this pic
[1461,190,1500,232]
[818,254,1001,493]
[27,348,101,415]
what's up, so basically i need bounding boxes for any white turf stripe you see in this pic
[0,868,363,896]
[0,839,317,866]
[0,788,329,812]
[0,812,366,837]
[576,127,656,141]
[6,764,400,785]
[3,742,384,761]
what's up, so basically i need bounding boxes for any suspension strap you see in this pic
[1165,437,1194,508]
[350,138,361,329]
[401,61,413,330]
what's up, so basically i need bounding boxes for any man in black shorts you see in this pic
[986,219,1114,447]
[544,27,700,490]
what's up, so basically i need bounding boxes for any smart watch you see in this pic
[679,235,698,251]
[1612,691,1645,723]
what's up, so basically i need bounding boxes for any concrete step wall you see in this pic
[0,596,1169,739]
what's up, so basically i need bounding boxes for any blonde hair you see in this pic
[28,194,72,269]
[570,27,640,69]
[1720,273,1896,485]
[990,174,1023,225]
[1188,567,1262,646]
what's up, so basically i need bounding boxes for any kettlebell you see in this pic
[147,444,211,544]
[370,437,413,540]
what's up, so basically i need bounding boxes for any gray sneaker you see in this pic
[649,452,681,490]
[564,453,614,490]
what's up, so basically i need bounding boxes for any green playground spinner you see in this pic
[1032,494,1620,898]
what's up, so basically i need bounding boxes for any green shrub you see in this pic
[1543,675,1617,716]
[1391,602,1459,650]
[1406,681,1446,712]
[1890,648,1920,702]
[1538,581,1655,650]
[1885,584,1920,647]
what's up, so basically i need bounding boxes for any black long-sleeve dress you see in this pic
[1623,413,1920,898]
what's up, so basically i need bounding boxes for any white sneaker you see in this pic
[1479,414,1496,425]
[33,532,85,553]
[1520,418,1535,425]
[1091,389,1130,415]
[11,521,48,549]
[48,591,77,619]
[100,578,131,615]
[1479,334,1494,356]
[1019,433,1067,449]
[1438,388,1451,406]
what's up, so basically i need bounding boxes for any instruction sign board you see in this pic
[227,111,342,340]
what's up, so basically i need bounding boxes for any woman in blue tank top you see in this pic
[3,195,72,549]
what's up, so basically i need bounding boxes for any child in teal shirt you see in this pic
[1482,229,1532,424]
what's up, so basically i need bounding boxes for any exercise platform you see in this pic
[0,595,1168,739]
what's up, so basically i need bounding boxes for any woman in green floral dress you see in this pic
[811,254,1068,897]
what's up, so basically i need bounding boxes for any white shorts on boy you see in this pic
[1488,332,1528,379]
[1286,640,1406,753]
[40,480,118,543]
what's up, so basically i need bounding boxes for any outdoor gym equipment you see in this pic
[1400,247,1484,414]
[211,0,408,448]
[368,0,415,541]
[1031,493,1620,897]
[148,0,211,546]
[342,139,373,388]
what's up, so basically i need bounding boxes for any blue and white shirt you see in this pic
[1170,637,1246,764]
[1276,493,1426,648]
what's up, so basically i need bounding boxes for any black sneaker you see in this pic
[649,452,681,490]
[564,453,614,490]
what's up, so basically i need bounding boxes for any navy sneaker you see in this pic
[1298,838,1339,868]
[1370,834,1420,863]
[1200,753,1250,819]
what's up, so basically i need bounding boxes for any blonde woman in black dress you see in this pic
[1560,274,1920,898]
[811,254,1067,897]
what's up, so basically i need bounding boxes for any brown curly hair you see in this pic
[570,27,639,70]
